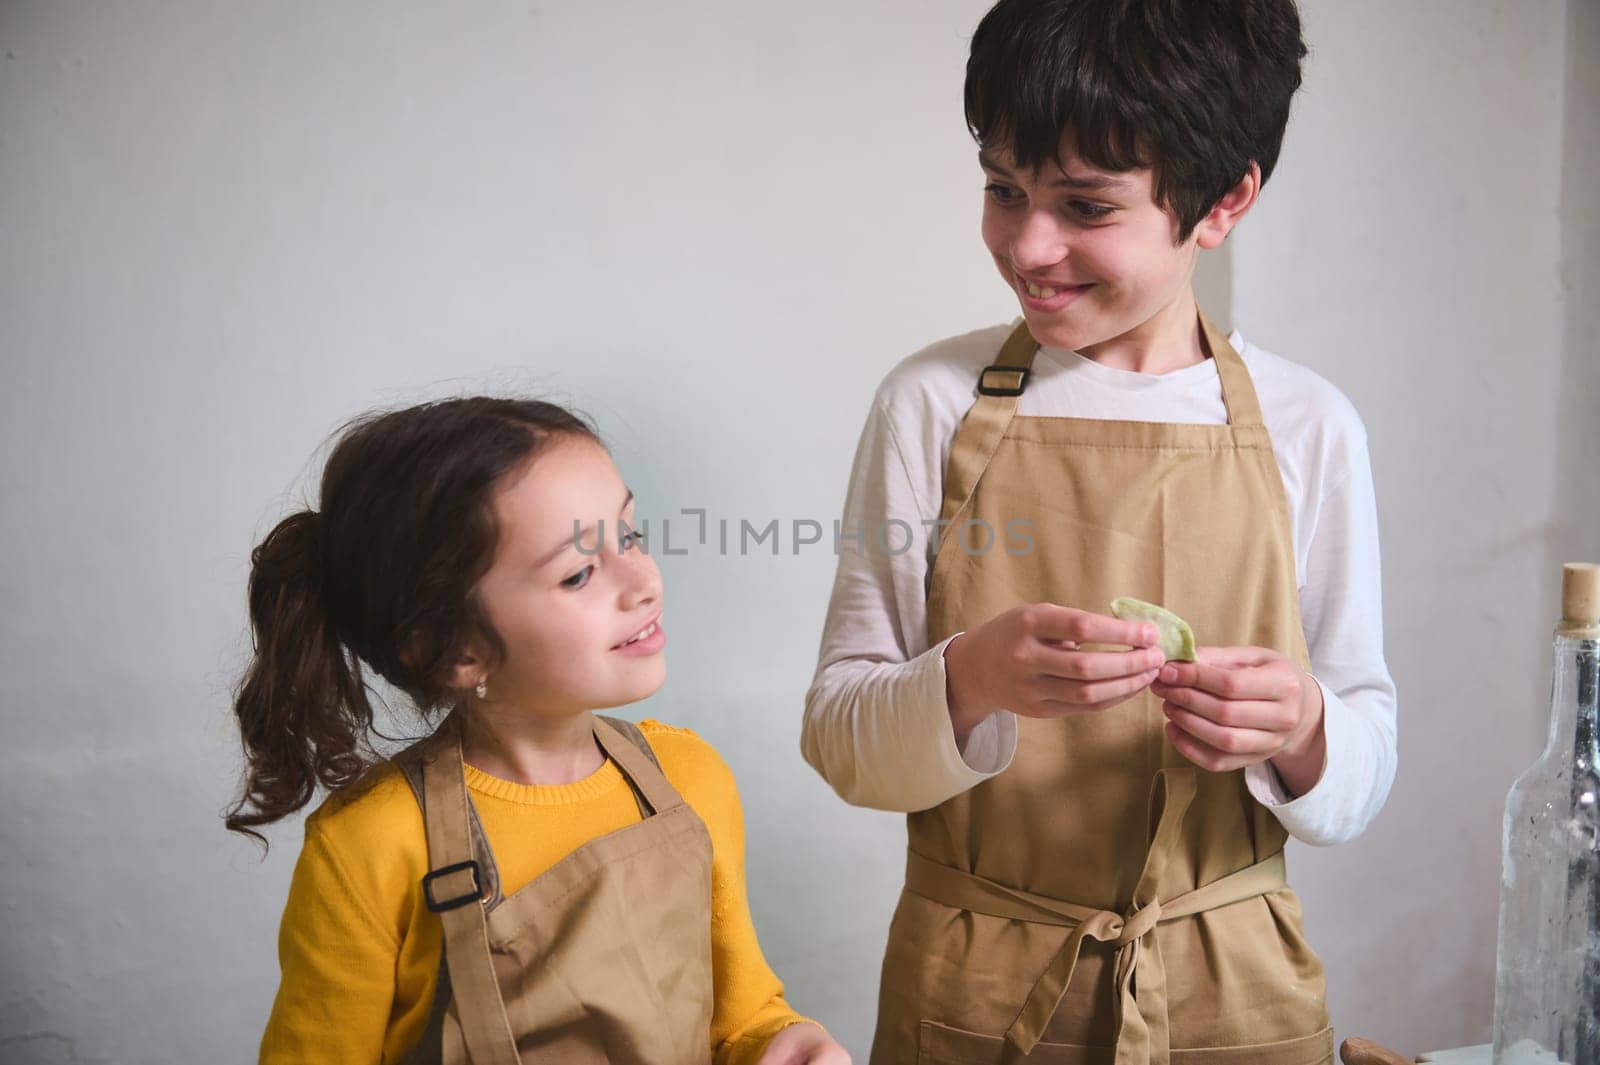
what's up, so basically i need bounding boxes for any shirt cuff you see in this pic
[935,633,1019,778]
[1244,676,1353,846]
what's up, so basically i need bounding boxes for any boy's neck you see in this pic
[1076,288,1208,376]
[460,705,606,786]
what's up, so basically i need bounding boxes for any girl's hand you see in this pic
[943,603,1165,746]
[756,1021,852,1065]
[1150,646,1326,794]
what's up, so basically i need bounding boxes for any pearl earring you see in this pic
[474,678,488,699]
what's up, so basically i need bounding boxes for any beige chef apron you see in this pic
[394,713,716,1065]
[871,316,1334,1065]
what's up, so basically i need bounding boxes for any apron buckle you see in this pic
[977,365,1030,397]
[422,859,484,912]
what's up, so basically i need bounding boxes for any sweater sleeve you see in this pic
[800,397,1018,813]
[642,724,816,1065]
[258,814,399,1065]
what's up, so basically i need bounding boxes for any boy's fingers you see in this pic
[1036,668,1164,710]
[1038,668,1160,713]
[1164,720,1253,773]
[1161,699,1287,744]
[1159,660,1282,701]
[1036,645,1166,681]
[1029,604,1158,649]
[1156,680,1281,725]
[1194,645,1280,669]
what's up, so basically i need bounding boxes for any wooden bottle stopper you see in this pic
[1560,562,1600,636]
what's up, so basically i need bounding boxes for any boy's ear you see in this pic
[1194,161,1262,250]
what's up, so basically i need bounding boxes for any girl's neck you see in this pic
[460,704,605,786]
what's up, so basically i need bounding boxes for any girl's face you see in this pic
[465,436,665,716]
[978,143,1209,357]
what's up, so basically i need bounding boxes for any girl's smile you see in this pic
[612,615,666,655]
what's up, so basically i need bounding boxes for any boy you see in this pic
[801,1,1397,1062]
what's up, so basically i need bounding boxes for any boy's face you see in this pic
[979,142,1202,355]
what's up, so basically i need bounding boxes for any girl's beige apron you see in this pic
[395,714,716,1065]
[872,317,1334,1065]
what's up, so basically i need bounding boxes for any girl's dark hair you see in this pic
[224,397,599,842]
[964,0,1307,241]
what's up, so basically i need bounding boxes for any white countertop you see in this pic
[1417,1048,1491,1064]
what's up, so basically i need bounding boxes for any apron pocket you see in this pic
[916,1020,1112,1065]
[1169,1026,1334,1065]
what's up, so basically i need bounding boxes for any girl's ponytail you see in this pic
[225,509,373,842]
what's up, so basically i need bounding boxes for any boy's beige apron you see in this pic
[872,317,1333,1065]
[395,714,716,1065]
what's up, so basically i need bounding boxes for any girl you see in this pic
[229,397,848,1065]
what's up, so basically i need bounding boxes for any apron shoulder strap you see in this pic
[939,321,1039,525]
[592,716,685,817]
[594,714,662,769]
[1198,311,1266,429]
[396,723,504,909]
[414,718,523,1065]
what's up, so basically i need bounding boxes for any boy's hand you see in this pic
[756,1021,852,1065]
[1150,646,1326,795]
[943,603,1165,746]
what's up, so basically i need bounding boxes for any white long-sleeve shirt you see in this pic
[801,321,1398,847]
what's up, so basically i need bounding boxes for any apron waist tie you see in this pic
[904,848,1288,1064]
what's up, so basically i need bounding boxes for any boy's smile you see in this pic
[979,142,1255,374]
[1013,270,1095,312]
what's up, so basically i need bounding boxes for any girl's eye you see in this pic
[1068,200,1115,221]
[561,565,594,590]
[984,182,1021,205]
[619,528,644,553]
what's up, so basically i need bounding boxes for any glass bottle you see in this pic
[1494,562,1600,1065]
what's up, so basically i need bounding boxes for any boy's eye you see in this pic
[1067,200,1115,221]
[561,565,594,590]
[984,182,1021,205]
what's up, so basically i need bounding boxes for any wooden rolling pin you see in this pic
[1340,1037,1414,1065]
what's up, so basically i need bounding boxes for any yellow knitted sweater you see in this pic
[258,719,807,1064]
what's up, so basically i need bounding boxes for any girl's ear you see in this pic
[1194,161,1262,250]
[400,635,489,694]
[443,642,489,694]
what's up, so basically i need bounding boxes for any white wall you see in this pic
[1555,0,1600,570]
[1233,0,1593,1054]
[0,2,1591,1062]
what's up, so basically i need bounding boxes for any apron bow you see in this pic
[904,770,1289,1065]
[1113,901,1162,948]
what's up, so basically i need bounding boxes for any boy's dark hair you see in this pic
[224,397,599,843]
[965,0,1307,241]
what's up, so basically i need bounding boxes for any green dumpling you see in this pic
[1109,597,1197,662]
